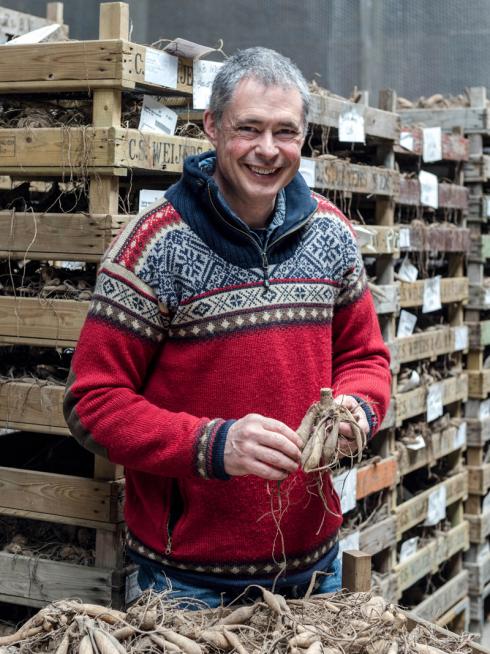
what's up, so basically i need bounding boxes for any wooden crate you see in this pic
[370,283,400,315]
[393,327,460,367]
[401,224,470,253]
[0,128,208,175]
[0,212,126,262]
[469,233,490,263]
[412,570,469,624]
[398,422,466,476]
[399,277,468,309]
[464,155,490,183]
[359,516,397,556]
[465,510,490,545]
[395,373,468,425]
[396,127,469,161]
[399,106,490,133]
[395,471,468,537]
[468,321,490,349]
[355,224,400,256]
[468,284,490,310]
[0,40,193,94]
[468,370,490,400]
[398,178,469,210]
[0,5,68,42]
[356,456,397,500]
[0,381,67,435]
[465,551,490,595]
[313,157,399,196]
[435,596,469,633]
[467,464,490,495]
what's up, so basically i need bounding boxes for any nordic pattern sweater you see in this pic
[64,151,391,581]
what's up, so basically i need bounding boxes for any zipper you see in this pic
[165,479,184,556]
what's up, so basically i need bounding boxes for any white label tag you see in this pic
[397,309,417,338]
[399,536,419,562]
[398,257,418,283]
[144,48,178,89]
[333,468,357,514]
[399,227,411,249]
[427,382,444,422]
[4,23,61,44]
[405,434,426,451]
[400,131,414,152]
[483,492,490,513]
[454,325,469,351]
[422,276,442,313]
[338,109,365,143]
[424,484,447,526]
[125,569,143,605]
[0,428,18,436]
[485,288,490,305]
[422,126,442,163]
[164,38,214,59]
[419,170,439,209]
[193,60,224,110]
[454,422,467,449]
[139,95,178,135]
[479,399,490,420]
[353,225,375,250]
[479,541,490,561]
[339,530,360,554]
[139,189,166,212]
[299,158,316,188]
[485,196,490,218]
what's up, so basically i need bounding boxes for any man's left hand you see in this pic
[333,395,369,458]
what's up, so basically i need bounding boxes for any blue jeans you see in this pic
[134,556,342,609]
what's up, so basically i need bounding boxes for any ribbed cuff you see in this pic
[211,419,235,480]
[352,396,377,439]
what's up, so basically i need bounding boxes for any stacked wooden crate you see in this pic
[299,89,400,601]
[0,2,206,609]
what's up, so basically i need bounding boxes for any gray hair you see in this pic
[208,47,310,132]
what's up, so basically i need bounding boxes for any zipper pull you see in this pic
[262,251,270,289]
[165,535,172,556]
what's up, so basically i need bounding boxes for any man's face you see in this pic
[203,77,305,219]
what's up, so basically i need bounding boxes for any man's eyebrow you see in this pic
[234,117,301,129]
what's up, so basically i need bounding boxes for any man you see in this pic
[64,47,390,606]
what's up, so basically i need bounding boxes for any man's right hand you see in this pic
[224,414,303,480]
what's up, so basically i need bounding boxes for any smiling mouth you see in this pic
[246,165,279,176]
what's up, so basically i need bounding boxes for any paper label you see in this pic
[299,158,316,188]
[0,428,18,436]
[57,261,84,270]
[405,434,426,451]
[398,257,418,283]
[423,484,447,526]
[354,225,375,250]
[4,23,61,45]
[478,541,490,561]
[483,492,490,513]
[454,325,469,351]
[397,309,417,338]
[422,276,442,313]
[399,536,419,562]
[485,196,490,218]
[427,383,444,422]
[139,95,177,135]
[125,569,142,605]
[193,60,224,110]
[400,131,414,152]
[339,530,360,555]
[479,399,490,420]
[454,422,467,449]
[333,468,357,514]
[164,38,214,59]
[399,227,411,249]
[485,288,490,305]
[144,48,178,89]
[138,189,166,212]
[422,126,442,162]
[338,109,365,143]
[419,170,439,209]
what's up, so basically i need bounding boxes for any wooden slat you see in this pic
[468,370,490,400]
[436,596,469,630]
[0,297,89,347]
[468,321,490,349]
[399,107,490,133]
[398,423,465,476]
[0,212,127,261]
[358,516,397,556]
[412,570,469,623]
[399,277,468,308]
[468,284,490,310]
[369,283,400,315]
[465,510,490,544]
[0,468,124,526]
[398,177,469,209]
[0,381,68,435]
[356,457,397,500]
[464,155,490,183]
[396,127,469,161]
[309,93,399,141]
[395,472,468,537]
[0,128,208,174]
[466,418,490,447]
[467,464,490,495]
[0,40,192,94]
[313,157,399,196]
[395,373,468,425]
[402,224,470,253]
[465,552,490,594]
[394,326,459,366]
[355,224,400,255]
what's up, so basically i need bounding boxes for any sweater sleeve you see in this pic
[63,257,232,480]
[331,230,391,436]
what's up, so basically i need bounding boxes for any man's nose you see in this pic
[255,130,278,158]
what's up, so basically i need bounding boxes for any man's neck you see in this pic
[214,182,275,229]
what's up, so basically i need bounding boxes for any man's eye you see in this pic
[276,129,299,139]
[238,126,258,134]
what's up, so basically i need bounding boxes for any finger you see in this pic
[337,436,357,457]
[259,417,303,449]
[258,429,302,461]
[246,459,290,481]
[254,444,300,473]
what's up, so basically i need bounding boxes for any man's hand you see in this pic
[333,395,369,458]
[224,414,303,480]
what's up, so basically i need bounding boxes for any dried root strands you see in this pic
[297,388,367,472]
[78,634,94,654]
[218,603,256,625]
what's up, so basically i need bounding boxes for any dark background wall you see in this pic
[4,0,490,103]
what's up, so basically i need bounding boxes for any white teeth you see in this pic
[249,166,277,175]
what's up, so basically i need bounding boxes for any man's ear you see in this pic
[203,110,218,146]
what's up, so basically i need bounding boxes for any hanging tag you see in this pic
[399,536,419,562]
[353,225,375,250]
[193,60,224,110]
[454,422,467,449]
[405,434,426,451]
[164,38,215,59]
[299,158,316,188]
[333,468,357,514]
[400,131,415,152]
[397,309,417,338]
[139,190,166,212]
[422,126,442,162]
[479,399,490,420]
[398,256,418,283]
[144,48,178,89]
[423,485,447,526]
[427,383,443,422]
[419,170,439,209]
[485,288,490,305]
[125,569,143,605]
[422,276,442,313]
[4,23,62,44]
[483,492,490,513]
[139,95,178,135]
[399,227,411,249]
[338,109,365,143]
[339,530,360,554]
[454,325,469,351]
